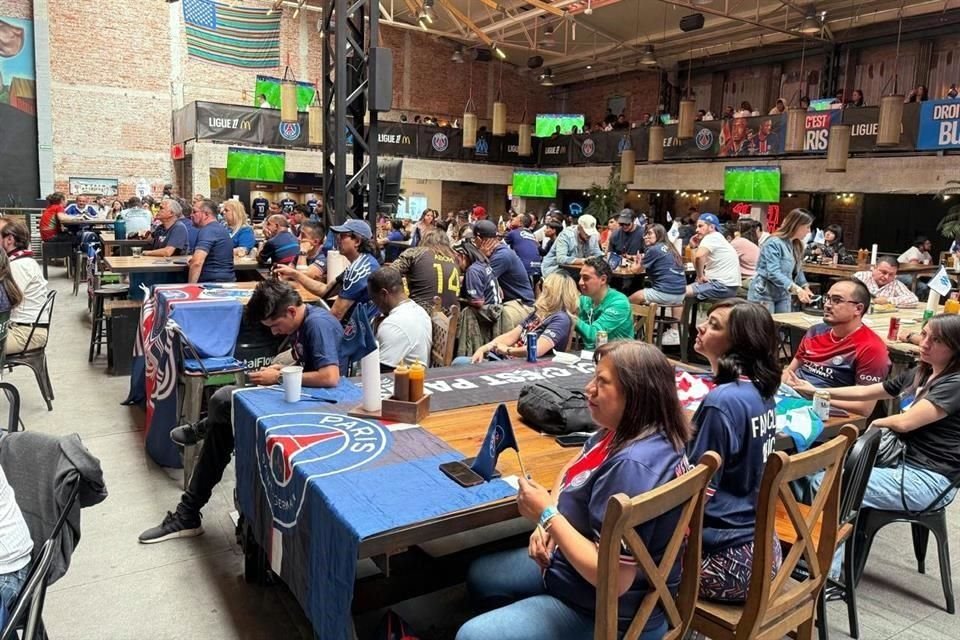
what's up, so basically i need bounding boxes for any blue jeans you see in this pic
[749,296,792,314]
[812,463,957,577]
[0,564,30,627]
[456,548,667,640]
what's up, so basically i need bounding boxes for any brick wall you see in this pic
[0,0,30,18]
[558,71,660,126]
[824,194,864,249]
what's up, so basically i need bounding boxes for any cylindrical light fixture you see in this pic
[825,124,850,172]
[620,146,636,184]
[677,99,696,140]
[308,101,323,146]
[492,100,507,136]
[280,67,298,123]
[648,125,664,163]
[463,111,478,148]
[518,123,532,156]
[877,94,905,146]
[784,107,806,153]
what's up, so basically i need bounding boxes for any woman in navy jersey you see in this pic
[688,298,782,601]
[456,342,692,640]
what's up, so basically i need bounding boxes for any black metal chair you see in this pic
[0,382,22,433]
[0,539,56,640]
[6,291,57,411]
[813,427,882,640]
[853,470,960,615]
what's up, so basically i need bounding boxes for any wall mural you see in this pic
[0,17,39,205]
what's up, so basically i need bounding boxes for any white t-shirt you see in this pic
[898,246,932,264]
[698,231,742,287]
[377,299,432,368]
[0,466,32,575]
[10,256,50,325]
[121,207,153,237]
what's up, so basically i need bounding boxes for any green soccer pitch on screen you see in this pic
[535,114,585,137]
[512,171,559,198]
[226,148,286,183]
[724,166,781,204]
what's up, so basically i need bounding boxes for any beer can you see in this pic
[887,316,900,341]
[526,333,537,363]
[596,331,608,347]
[813,390,831,421]
[923,309,934,325]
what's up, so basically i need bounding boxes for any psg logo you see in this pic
[581,138,595,157]
[257,412,390,527]
[431,132,449,152]
[695,127,714,151]
[279,122,302,141]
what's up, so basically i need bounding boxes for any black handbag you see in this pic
[874,429,905,468]
[517,382,595,436]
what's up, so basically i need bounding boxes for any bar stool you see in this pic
[89,285,130,362]
[679,296,702,363]
[653,304,682,349]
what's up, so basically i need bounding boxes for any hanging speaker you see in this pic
[527,56,544,69]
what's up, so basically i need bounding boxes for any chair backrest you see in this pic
[0,309,10,371]
[430,302,460,367]
[596,452,721,640]
[838,427,882,527]
[0,539,56,640]
[0,382,21,433]
[735,425,857,639]
[631,303,657,345]
[169,301,244,359]
[20,291,56,354]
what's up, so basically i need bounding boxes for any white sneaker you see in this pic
[661,328,680,346]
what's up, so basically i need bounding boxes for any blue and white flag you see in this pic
[470,404,519,481]
[813,228,825,245]
[929,265,953,297]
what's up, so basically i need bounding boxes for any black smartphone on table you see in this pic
[439,461,485,487]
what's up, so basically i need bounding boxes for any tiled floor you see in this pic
[14,267,960,639]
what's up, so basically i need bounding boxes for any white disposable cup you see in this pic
[281,365,303,403]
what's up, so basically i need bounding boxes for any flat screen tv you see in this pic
[512,170,559,198]
[724,166,781,204]
[226,148,286,183]
[535,114,585,137]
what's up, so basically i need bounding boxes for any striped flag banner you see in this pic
[183,0,281,69]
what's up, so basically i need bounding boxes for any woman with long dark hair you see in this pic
[0,250,24,314]
[688,298,782,601]
[456,341,692,640]
[628,223,686,307]
[411,208,437,247]
[748,208,815,313]
[805,223,846,262]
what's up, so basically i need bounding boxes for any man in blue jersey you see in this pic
[63,195,98,218]
[143,199,188,257]
[188,199,235,283]
[257,214,300,267]
[473,219,535,334]
[504,213,542,280]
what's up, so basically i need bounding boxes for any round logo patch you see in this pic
[695,127,714,151]
[431,132,449,152]
[831,356,844,366]
[257,413,390,527]
[279,122,302,141]
[581,138,595,157]
[569,470,592,489]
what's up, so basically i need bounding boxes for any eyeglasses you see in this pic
[824,295,857,306]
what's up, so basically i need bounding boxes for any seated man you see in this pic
[188,199,235,283]
[504,214,542,281]
[138,280,343,543]
[575,256,635,349]
[854,256,918,308]
[297,219,327,275]
[473,220,536,334]
[368,267,432,371]
[63,194,98,219]
[540,214,602,277]
[783,278,891,417]
[607,208,646,257]
[2,221,51,354]
[898,235,933,265]
[119,196,153,238]
[686,213,741,301]
[0,465,32,624]
[257,214,300,267]
[143,199,189,257]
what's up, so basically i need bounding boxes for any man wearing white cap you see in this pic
[686,213,741,301]
[540,214,603,277]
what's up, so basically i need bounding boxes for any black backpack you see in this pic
[517,383,595,436]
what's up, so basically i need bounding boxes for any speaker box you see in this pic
[679,13,705,32]
[369,47,393,112]
[527,55,544,69]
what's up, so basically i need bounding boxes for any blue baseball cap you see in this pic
[698,213,720,228]
[330,219,373,240]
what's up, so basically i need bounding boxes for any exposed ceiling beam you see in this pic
[655,0,830,41]
[438,0,497,46]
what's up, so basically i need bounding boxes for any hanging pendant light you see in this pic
[784,107,806,152]
[648,124,664,163]
[677,100,695,140]
[878,10,906,146]
[518,104,532,156]
[308,84,323,146]
[825,124,850,172]
[280,63,298,124]
[492,63,507,136]
[463,62,477,148]
[620,138,636,184]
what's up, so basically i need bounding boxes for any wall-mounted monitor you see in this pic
[226,148,286,183]
[535,114,585,137]
[512,170,559,198]
[723,166,781,204]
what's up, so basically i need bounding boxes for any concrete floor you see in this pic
[13,266,960,640]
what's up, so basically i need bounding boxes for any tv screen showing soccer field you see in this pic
[512,171,558,198]
[226,148,286,183]
[535,114,585,137]
[724,166,781,204]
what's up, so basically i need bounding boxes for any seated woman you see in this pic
[456,342,692,640]
[798,313,960,516]
[0,465,33,627]
[0,251,23,314]
[454,239,503,357]
[804,224,846,263]
[687,298,782,601]
[628,223,687,308]
[222,200,256,257]
[470,272,579,362]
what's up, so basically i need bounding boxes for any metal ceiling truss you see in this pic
[322,0,380,226]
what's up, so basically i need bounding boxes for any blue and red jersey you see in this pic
[794,323,890,388]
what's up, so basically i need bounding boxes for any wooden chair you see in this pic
[631,303,658,345]
[596,452,721,640]
[430,298,460,367]
[691,425,857,640]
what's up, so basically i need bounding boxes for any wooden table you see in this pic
[772,307,926,361]
[802,261,938,292]
[100,232,151,257]
[104,255,260,273]
[59,217,116,229]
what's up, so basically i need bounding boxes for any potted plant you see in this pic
[583,166,625,224]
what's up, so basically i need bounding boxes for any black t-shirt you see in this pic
[609,225,646,256]
[393,247,460,312]
[280,198,297,213]
[251,198,269,222]
[883,368,960,481]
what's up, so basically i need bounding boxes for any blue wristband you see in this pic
[538,505,559,529]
